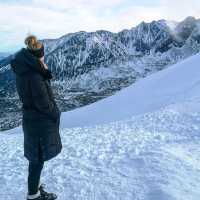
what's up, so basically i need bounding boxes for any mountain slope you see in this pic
[1,52,200,200]
[0,52,10,60]
[1,105,200,200]
[1,17,200,131]
[61,53,200,128]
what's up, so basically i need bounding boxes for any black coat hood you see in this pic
[10,48,52,79]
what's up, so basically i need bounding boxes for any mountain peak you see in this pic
[175,16,198,40]
[183,16,196,22]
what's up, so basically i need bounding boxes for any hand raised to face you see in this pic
[39,57,48,70]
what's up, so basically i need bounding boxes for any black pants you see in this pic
[28,160,44,195]
[28,143,44,195]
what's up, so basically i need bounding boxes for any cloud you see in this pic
[161,0,200,21]
[33,0,125,10]
[0,0,199,51]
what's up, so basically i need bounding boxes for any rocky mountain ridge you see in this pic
[0,16,200,130]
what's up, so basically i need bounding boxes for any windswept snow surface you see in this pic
[1,100,200,200]
[61,53,200,128]
[1,54,200,199]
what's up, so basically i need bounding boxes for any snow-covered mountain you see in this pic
[1,52,200,200]
[43,16,200,96]
[1,16,200,131]
[0,52,10,60]
[60,52,200,127]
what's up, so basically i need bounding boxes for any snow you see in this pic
[0,64,11,73]
[1,53,200,199]
[0,52,10,60]
[61,53,200,128]
[1,101,200,200]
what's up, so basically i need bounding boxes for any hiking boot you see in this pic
[39,184,57,200]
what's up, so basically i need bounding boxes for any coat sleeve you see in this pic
[29,73,60,122]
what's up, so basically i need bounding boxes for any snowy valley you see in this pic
[1,52,200,200]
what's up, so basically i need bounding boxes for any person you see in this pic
[10,35,62,200]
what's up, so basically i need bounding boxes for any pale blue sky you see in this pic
[0,0,199,52]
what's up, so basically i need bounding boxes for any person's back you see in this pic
[11,46,59,121]
[10,35,62,200]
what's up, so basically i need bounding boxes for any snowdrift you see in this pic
[61,53,200,128]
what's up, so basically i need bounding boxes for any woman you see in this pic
[10,35,62,200]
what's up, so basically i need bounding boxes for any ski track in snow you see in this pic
[0,102,200,200]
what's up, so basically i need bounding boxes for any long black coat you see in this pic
[10,48,62,162]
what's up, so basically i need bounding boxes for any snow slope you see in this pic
[0,53,200,200]
[61,53,200,128]
[1,101,200,200]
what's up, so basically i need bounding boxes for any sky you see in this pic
[0,0,200,52]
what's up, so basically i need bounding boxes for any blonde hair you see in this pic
[25,35,42,51]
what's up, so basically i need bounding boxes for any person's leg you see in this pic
[27,160,44,198]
